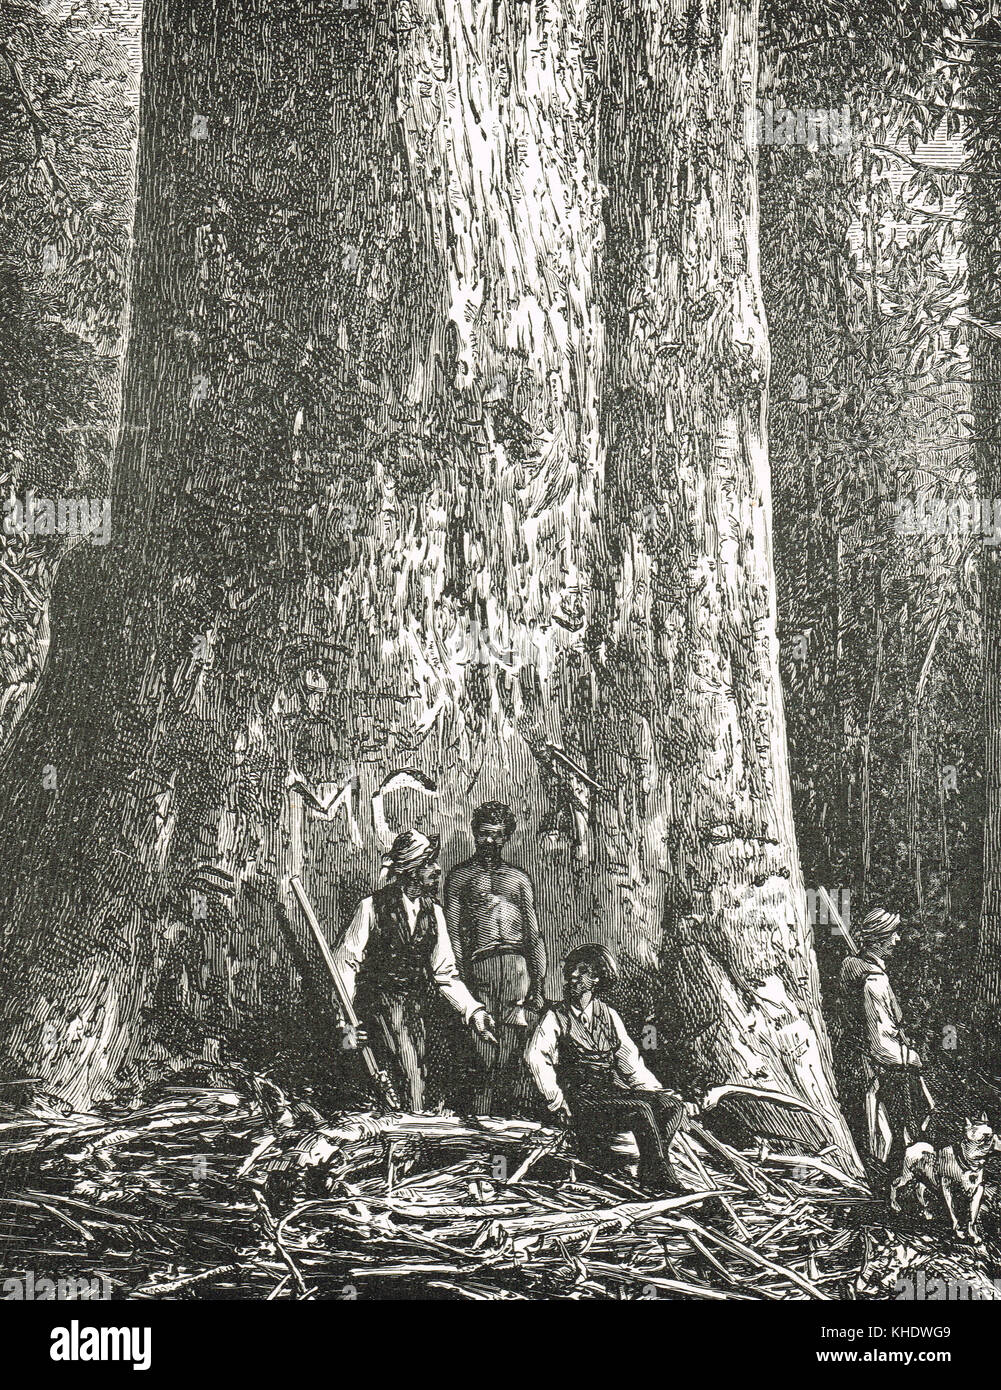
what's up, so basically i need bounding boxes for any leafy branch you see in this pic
[871,143,1001,179]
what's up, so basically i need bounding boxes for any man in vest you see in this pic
[838,906,932,1185]
[444,800,546,1115]
[332,829,498,1111]
[525,943,689,1193]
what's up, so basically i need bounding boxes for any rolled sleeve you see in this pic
[329,896,373,1010]
[525,1009,565,1110]
[608,1008,662,1090]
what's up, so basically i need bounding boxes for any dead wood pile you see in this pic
[0,1069,985,1300]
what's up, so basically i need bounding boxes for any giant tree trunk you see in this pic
[0,0,857,1169]
[589,0,856,1165]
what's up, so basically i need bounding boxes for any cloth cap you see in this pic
[381,829,440,879]
[859,907,901,947]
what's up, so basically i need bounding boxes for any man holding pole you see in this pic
[330,829,498,1111]
[836,905,933,1187]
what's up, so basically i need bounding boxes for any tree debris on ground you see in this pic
[0,1067,996,1300]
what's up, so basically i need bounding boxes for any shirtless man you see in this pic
[444,802,546,1114]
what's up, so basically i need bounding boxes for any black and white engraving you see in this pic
[0,0,999,1319]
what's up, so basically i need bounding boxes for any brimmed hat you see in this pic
[859,907,901,948]
[564,943,620,988]
[381,829,440,879]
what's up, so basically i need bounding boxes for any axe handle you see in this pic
[287,875,397,1104]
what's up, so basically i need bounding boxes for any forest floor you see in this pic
[0,1066,998,1301]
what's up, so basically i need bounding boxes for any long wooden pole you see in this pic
[287,875,399,1109]
[817,886,934,1114]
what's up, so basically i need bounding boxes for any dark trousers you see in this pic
[367,992,428,1112]
[571,1088,685,1191]
[468,951,531,1115]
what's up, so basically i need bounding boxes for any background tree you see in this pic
[760,0,986,1094]
[0,0,138,738]
[965,11,1001,1064]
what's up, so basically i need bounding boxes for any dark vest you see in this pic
[355,884,439,1004]
[551,1000,619,1099]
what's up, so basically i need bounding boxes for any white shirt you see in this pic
[861,957,921,1067]
[525,1000,662,1111]
[332,891,483,1023]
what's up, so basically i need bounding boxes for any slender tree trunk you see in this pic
[762,139,857,895]
[968,19,1001,1057]
[0,0,858,1168]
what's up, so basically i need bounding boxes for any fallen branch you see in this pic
[252,1188,309,1299]
[671,1217,831,1300]
[132,1264,241,1297]
[756,1151,871,1194]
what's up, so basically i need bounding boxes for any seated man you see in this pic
[525,943,688,1194]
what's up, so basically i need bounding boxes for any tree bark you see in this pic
[968,19,1001,1058]
[0,0,858,1169]
[587,0,856,1168]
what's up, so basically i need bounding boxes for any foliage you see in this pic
[0,0,137,733]
[760,0,987,1068]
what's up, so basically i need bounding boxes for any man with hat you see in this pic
[838,906,932,1181]
[331,829,498,1110]
[525,943,689,1193]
